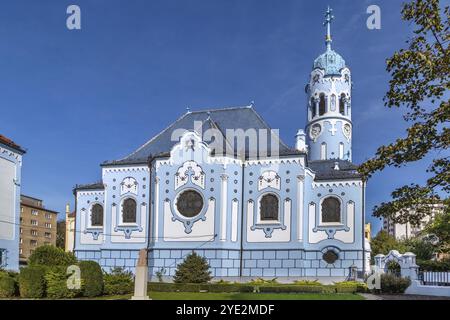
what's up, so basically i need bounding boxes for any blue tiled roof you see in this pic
[313,48,346,76]
[308,159,361,181]
[104,106,301,165]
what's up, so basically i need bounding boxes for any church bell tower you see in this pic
[305,7,352,162]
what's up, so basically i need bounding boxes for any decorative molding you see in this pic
[120,177,138,195]
[258,171,281,191]
[175,161,205,190]
[103,166,149,174]
[312,180,362,189]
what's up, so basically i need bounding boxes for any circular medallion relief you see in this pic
[310,123,322,140]
[343,123,351,139]
[176,190,204,218]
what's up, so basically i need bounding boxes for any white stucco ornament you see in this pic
[121,177,138,195]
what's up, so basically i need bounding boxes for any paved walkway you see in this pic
[360,293,450,300]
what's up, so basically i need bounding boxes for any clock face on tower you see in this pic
[121,177,138,195]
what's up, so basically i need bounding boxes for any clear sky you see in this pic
[0,0,435,235]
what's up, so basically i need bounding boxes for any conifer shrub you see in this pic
[173,252,212,284]
[0,272,17,298]
[19,265,47,298]
[78,260,103,297]
[103,267,134,295]
[28,245,77,267]
[45,266,81,299]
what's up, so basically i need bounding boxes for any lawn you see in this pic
[98,292,364,300]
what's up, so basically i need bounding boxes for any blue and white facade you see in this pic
[0,136,25,271]
[73,10,370,281]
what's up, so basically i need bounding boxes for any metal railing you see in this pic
[419,270,450,286]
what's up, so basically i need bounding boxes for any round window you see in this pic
[176,190,204,218]
[323,250,339,264]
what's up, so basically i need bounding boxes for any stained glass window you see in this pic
[322,197,341,223]
[91,204,103,226]
[260,194,279,221]
[123,198,137,223]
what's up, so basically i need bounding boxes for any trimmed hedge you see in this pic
[45,266,81,299]
[28,245,77,267]
[0,273,17,298]
[259,285,324,294]
[104,268,134,295]
[148,282,254,293]
[79,261,103,297]
[19,265,47,298]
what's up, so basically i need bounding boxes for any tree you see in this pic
[359,0,449,225]
[370,231,406,263]
[423,201,450,253]
[173,252,212,284]
[56,220,66,249]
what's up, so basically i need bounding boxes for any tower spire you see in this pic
[323,6,334,50]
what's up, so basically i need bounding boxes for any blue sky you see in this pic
[0,0,433,235]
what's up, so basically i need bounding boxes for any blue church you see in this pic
[73,9,371,281]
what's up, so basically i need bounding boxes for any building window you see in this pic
[20,238,23,244]
[260,193,279,221]
[20,228,23,234]
[311,98,316,118]
[45,223,52,228]
[45,232,51,239]
[323,250,339,264]
[339,143,344,159]
[31,210,38,216]
[320,142,327,160]
[31,220,38,226]
[339,94,346,115]
[122,198,137,223]
[91,204,104,227]
[30,240,38,247]
[176,190,204,218]
[321,197,341,223]
[31,230,38,236]
[19,248,23,255]
[319,93,326,116]
[330,94,336,112]
[45,213,52,219]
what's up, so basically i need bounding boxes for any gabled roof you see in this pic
[0,134,26,154]
[308,159,362,181]
[104,106,302,165]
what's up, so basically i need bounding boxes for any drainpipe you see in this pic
[362,181,366,277]
[239,162,245,278]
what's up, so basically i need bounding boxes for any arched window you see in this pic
[339,143,344,159]
[320,142,327,160]
[339,94,346,115]
[260,194,279,221]
[330,94,336,112]
[122,198,137,223]
[319,94,326,116]
[311,98,316,118]
[91,204,103,227]
[321,197,341,223]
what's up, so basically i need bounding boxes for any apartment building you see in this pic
[20,195,58,264]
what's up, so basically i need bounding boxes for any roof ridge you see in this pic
[188,105,252,114]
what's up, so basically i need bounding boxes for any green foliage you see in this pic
[378,274,411,294]
[103,267,134,295]
[403,238,435,260]
[19,265,47,298]
[334,281,368,293]
[424,208,450,253]
[417,259,450,271]
[155,268,166,283]
[386,261,401,275]
[359,0,450,225]
[147,282,254,293]
[0,272,17,298]
[28,245,77,267]
[370,231,406,262]
[248,278,278,285]
[44,266,81,299]
[173,252,212,284]
[293,279,322,286]
[78,261,103,297]
[258,285,324,294]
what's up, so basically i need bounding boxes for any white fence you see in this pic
[420,271,450,286]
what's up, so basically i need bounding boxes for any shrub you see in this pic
[173,252,212,284]
[418,259,450,271]
[259,285,324,294]
[19,265,47,298]
[248,278,278,285]
[147,282,254,293]
[293,279,322,286]
[45,266,81,299]
[78,261,103,297]
[103,267,134,295]
[0,273,17,298]
[333,281,359,293]
[28,245,77,267]
[378,274,411,294]
[386,260,401,276]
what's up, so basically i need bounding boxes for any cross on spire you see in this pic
[323,6,334,50]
